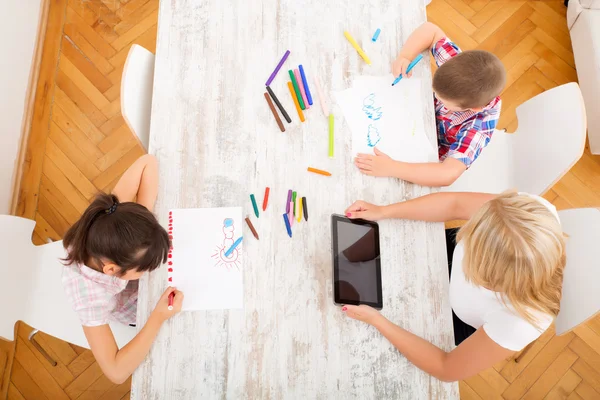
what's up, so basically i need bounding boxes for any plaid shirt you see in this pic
[432,37,502,168]
[62,263,138,327]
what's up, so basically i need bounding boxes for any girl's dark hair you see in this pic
[63,193,170,276]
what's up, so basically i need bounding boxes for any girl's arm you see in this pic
[83,287,183,384]
[112,154,159,211]
[345,192,497,223]
[343,305,514,382]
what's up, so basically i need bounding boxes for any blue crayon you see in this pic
[299,65,313,106]
[283,213,292,238]
[224,237,243,257]
[372,28,381,42]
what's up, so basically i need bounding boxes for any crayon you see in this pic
[266,50,290,86]
[299,65,313,106]
[262,187,270,211]
[266,86,291,123]
[224,237,243,257]
[287,82,305,122]
[392,53,424,86]
[283,214,292,238]
[372,28,381,42]
[314,77,329,116]
[264,92,285,132]
[292,191,297,215]
[245,216,259,240]
[168,291,175,311]
[286,190,292,213]
[307,167,332,176]
[302,197,308,221]
[295,68,310,109]
[250,194,259,218]
[344,31,371,64]
[329,114,334,158]
[297,197,303,223]
[289,70,306,109]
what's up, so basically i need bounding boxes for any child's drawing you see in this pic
[367,124,381,147]
[362,93,383,120]
[211,218,242,270]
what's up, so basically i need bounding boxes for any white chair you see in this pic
[555,208,600,335]
[121,44,155,151]
[0,215,136,361]
[514,207,600,363]
[444,83,586,195]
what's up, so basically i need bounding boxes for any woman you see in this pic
[343,191,565,382]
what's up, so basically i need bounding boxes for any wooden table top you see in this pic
[131,1,458,398]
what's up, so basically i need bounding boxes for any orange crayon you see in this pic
[287,81,305,122]
[307,167,332,176]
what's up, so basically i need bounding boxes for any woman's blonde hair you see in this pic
[457,192,566,328]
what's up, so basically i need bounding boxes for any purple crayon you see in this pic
[266,50,290,86]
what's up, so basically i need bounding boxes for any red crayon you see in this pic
[168,291,175,310]
[263,187,270,211]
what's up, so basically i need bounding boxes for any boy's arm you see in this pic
[354,148,466,187]
[393,22,446,76]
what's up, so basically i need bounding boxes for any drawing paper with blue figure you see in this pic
[334,75,436,163]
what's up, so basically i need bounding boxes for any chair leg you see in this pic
[28,329,57,366]
[514,341,535,363]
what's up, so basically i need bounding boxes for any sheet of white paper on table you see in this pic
[335,75,437,163]
[169,207,244,311]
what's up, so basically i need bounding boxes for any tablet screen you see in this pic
[332,215,382,309]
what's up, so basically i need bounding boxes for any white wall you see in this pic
[0,0,43,214]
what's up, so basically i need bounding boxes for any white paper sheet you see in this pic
[168,207,244,310]
[335,75,437,163]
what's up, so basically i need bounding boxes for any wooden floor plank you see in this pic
[49,121,103,180]
[15,0,67,220]
[63,27,114,76]
[521,348,579,399]
[113,0,158,36]
[7,383,26,400]
[10,361,49,400]
[45,138,99,199]
[42,156,91,214]
[575,381,600,400]
[34,213,61,243]
[500,326,556,382]
[572,359,600,394]
[51,106,105,160]
[54,87,106,145]
[56,67,108,127]
[476,3,534,54]
[472,1,526,43]
[60,35,113,93]
[76,374,116,400]
[65,362,104,400]
[37,193,72,238]
[59,56,111,110]
[97,378,132,400]
[574,325,600,356]
[65,7,117,59]
[530,27,576,68]
[544,369,582,400]
[68,351,97,378]
[469,0,506,28]
[459,381,484,400]
[39,174,86,225]
[532,42,578,82]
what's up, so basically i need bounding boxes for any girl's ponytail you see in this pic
[63,193,119,266]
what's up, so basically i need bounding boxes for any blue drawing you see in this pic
[362,93,383,121]
[224,218,234,228]
[367,124,381,147]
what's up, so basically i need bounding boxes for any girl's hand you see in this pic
[392,56,413,79]
[342,304,384,326]
[152,287,184,322]
[345,201,385,221]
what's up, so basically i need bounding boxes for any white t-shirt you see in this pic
[449,195,559,351]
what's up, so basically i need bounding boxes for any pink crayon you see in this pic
[294,68,310,109]
[288,202,295,227]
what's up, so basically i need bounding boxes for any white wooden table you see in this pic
[132,1,458,398]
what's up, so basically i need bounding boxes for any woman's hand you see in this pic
[392,56,413,79]
[151,287,183,322]
[345,201,385,221]
[342,304,384,326]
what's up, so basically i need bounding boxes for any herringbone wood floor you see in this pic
[2,0,600,399]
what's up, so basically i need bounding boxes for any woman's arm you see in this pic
[83,287,183,384]
[345,192,496,223]
[112,154,159,211]
[343,305,514,382]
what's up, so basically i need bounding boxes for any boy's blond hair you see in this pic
[433,50,506,109]
[457,192,566,329]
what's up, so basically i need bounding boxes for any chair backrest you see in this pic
[445,83,586,195]
[0,215,136,348]
[121,44,155,151]
[511,82,586,196]
[555,208,600,335]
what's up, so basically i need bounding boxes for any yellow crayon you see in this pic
[297,196,303,223]
[344,31,371,65]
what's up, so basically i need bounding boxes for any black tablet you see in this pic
[331,214,383,310]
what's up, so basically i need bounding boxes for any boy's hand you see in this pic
[354,147,398,177]
[345,201,385,221]
[151,287,184,322]
[392,56,413,79]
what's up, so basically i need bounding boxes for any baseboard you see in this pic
[9,0,51,217]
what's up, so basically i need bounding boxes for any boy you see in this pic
[354,22,506,187]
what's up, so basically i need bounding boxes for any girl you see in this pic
[343,191,565,382]
[61,155,183,384]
